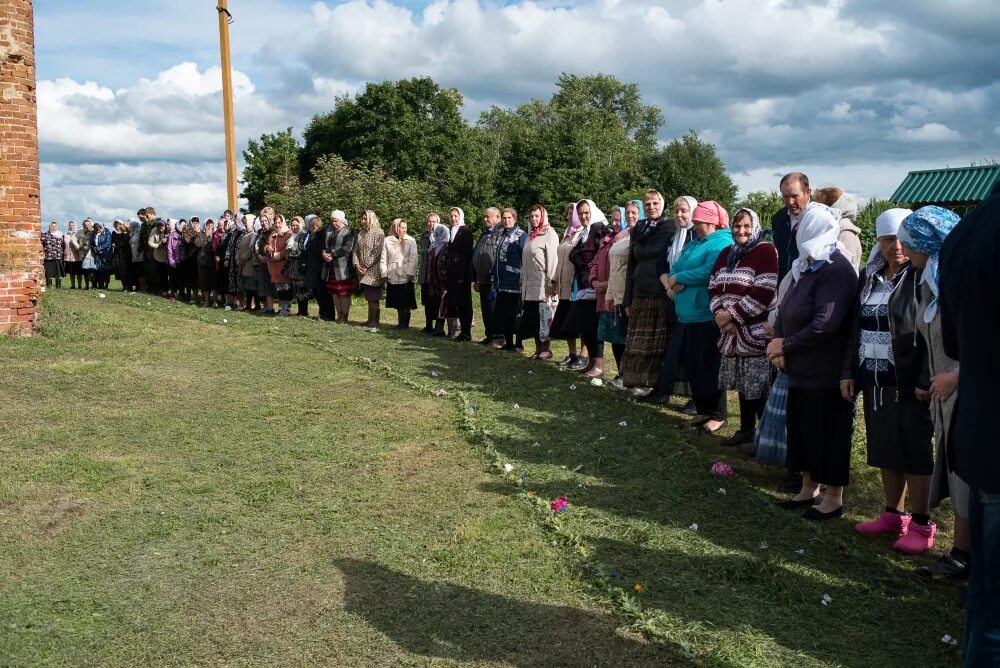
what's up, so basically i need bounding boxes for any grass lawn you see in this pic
[0,287,965,667]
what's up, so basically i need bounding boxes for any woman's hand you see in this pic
[840,379,855,402]
[357,265,367,275]
[714,310,733,329]
[915,388,932,402]
[672,283,686,293]
[766,338,784,361]
[323,251,332,262]
[592,279,607,290]
[930,370,958,402]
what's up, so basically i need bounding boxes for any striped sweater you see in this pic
[708,242,779,356]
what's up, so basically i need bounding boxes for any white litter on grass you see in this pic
[222,319,228,324]
[434,389,447,397]
[821,594,833,606]
[618,421,628,427]
[503,463,514,473]
[590,378,603,387]
[513,403,520,409]
[718,488,727,495]
[370,327,378,333]
[98,293,106,299]
[569,384,577,390]
[689,523,699,532]
[431,371,439,377]
[528,370,533,374]
[795,548,806,556]
[941,634,959,647]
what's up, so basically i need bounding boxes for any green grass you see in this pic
[0,287,965,667]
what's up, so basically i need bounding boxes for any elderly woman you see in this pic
[323,210,356,323]
[519,205,559,358]
[550,203,589,368]
[353,209,386,327]
[491,207,527,352]
[112,221,131,290]
[768,202,858,520]
[196,219,217,307]
[304,215,331,320]
[165,220,183,299]
[266,214,293,316]
[619,191,675,393]
[235,218,259,311]
[898,206,970,578]
[425,222,451,336]
[254,210,274,313]
[381,218,418,328]
[223,216,248,310]
[64,220,82,289]
[285,216,311,316]
[41,222,66,289]
[563,200,611,376]
[598,201,641,385]
[665,202,733,433]
[840,208,937,554]
[708,208,778,446]
[180,218,200,302]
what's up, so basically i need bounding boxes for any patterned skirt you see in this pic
[718,355,772,400]
[619,296,672,388]
[326,277,356,297]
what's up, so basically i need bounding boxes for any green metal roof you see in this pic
[891,164,1000,206]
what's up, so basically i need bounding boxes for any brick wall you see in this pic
[0,0,41,335]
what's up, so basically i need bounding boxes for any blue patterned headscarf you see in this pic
[898,205,960,323]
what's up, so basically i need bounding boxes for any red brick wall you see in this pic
[0,0,42,335]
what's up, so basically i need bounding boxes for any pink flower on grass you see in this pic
[711,462,734,477]
[550,496,568,512]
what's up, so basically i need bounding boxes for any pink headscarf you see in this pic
[562,203,581,239]
[692,201,730,229]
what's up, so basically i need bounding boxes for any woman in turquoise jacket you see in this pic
[667,201,734,433]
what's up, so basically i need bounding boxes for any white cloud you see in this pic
[889,123,961,143]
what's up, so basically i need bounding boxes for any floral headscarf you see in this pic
[431,222,451,252]
[898,205,960,323]
[726,207,762,271]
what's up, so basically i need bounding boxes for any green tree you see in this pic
[646,130,738,211]
[856,197,895,253]
[735,190,785,226]
[239,128,300,213]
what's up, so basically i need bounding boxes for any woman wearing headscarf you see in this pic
[839,208,937,554]
[768,202,858,520]
[41,222,66,289]
[519,205,559,359]
[111,220,131,290]
[549,203,589,368]
[265,214,293,316]
[708,208,778,446]
[89,222,113,290]
[322,210,357,323]
[180,217,200,302]
[224,215,249,309]
[445,207,475,340]
[128,221,143,292]
[899,206,971,578]
[644,196,699,405]
[165,220,182,299]
[196,219,217,307]
[619,191,675,393]
[254,211,275,314]
[235,217,259,311]
[599,200,642,385]
[64,221,81,289]
[425,222,451,336]
[284,216,310,316]
[76,220,95,290]
[381,218,418,328]
[147,219,167,294]
[665,201,733,433]
[354,209,386,327]
[304,215,331,320]
[212,218,230,307]
[491,207,527,352]
[563,199,610,377]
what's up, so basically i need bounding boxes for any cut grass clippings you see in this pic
[0,288,965,667]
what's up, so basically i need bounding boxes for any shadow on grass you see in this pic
[334,557,698,667]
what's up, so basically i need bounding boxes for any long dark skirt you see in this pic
[198,263,216,293]
[620,296,672,388]
[862,385,934,475]
[44,259,65,280]
[494,291,522,345]
[786,386,854,486]
[547,300,576,340]
[386,282,417,310]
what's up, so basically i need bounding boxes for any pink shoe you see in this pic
[855,511,910,536]
[894,521,936,555]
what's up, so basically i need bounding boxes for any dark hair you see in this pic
[190,216,200,223]
[779,172,810,191]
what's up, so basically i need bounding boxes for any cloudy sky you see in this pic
[35,0,1000,223]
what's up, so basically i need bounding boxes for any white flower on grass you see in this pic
[795,548,805,556]
[689,523,699,531]
[98,293,106,299]
[718,488,727,495]
[222,319,228,324]
[503,463,514,473]
[569,384,577,390]
[431,371,439,377]
[618,421,628,427]
[434,388,447,397]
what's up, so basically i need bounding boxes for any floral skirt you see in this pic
[718,355,772,400]
[619,296,671,388]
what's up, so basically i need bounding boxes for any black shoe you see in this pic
[915,554,970,580]
[777,496,821,510]
[479,336,499,345]
[721,430,754,447]
[567,357,589,371]
[500,343,517,351]
[454,334,472,342]
[682,398,698,415]
[803,505,844,521]
[557,355,575,367]
[421,326,434,334]
[641,393,671,405]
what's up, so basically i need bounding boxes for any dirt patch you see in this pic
[0,487,92,541]
[378,441,443,478]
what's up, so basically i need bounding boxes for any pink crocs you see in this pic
[855,511,910,536]
[894,521,936,555]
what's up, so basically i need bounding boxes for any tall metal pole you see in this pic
[217,0,238,213]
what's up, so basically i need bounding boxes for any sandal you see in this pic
[537,351,553,360]
[698,420,728,435]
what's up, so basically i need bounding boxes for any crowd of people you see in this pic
[41,173,999,662]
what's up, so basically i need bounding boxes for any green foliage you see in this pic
[646,131,739,211]
[735,190,785,227]
[239,128,301,214]
[269,154,442,230]
[855,197,895,253]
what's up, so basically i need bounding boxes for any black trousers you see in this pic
[316,286,334,320]
[739,393,766,433]
[421,283,435,328]
[478,282,495,339]
[493,292,522,346]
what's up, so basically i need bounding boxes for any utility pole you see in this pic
[217,0,238,213]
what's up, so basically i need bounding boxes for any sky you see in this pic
[33,0,1000,224]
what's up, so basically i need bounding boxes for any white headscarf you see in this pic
[667,195,698,266]
[791,202,841,282]
[865,208,912,263]
[449,207,465,241]
[576,199,607,243]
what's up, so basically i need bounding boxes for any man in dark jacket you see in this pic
[471,207,501,344]
[446,207,475,342]
[774,172,812,282]
[939,180,1000,665]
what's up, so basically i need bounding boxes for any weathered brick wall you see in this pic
[0,0,41,335]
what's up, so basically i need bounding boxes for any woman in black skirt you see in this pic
[382,218,418,328]
[562,200,610,376]
[549,202,588,368]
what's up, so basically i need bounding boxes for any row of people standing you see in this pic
[40,218,126,290]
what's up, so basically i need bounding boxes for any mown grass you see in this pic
[0,287,965,667]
